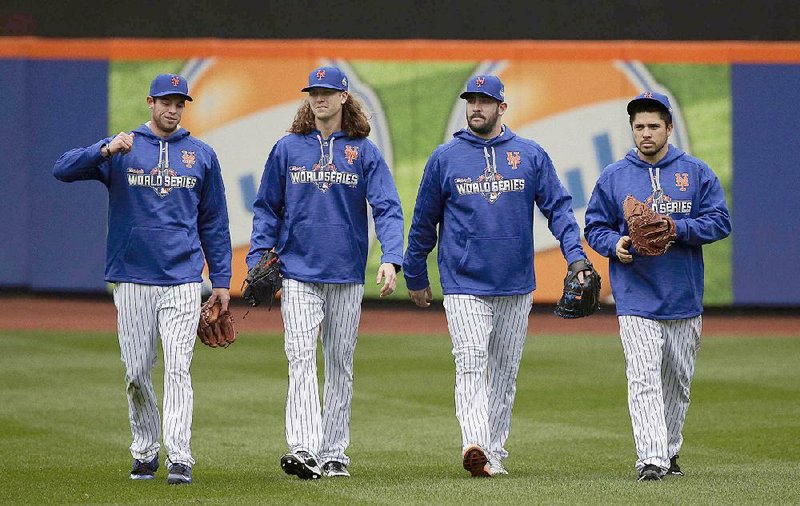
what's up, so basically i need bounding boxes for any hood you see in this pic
[131,123,191,144]
[453,125,518,147]
[625,144,685,168]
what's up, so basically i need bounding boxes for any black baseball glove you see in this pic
[242,250,283,309]
[554,259,601,319]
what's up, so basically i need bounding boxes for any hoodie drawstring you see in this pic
[158,140,170,169]
[483,146,497,176]
[316,134,334,166]
[648,166,661,193]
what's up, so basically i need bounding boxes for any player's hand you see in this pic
[408,286,433,308]
[207,287,231,313]
[376,262,397,297]
[109,132,135,155]
[616,235,633,264]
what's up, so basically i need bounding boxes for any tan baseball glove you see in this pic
[623,195,677,256]
[197,299,236,348]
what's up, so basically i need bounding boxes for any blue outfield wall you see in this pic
[0,60,108,292]
[731,64,800,306]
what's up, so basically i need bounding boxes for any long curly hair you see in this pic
[289,93,371,138]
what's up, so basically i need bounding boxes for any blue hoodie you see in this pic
[584,145,731,319]
[403,127,587,296]
[247,131,404,283]
[53,124,232,288]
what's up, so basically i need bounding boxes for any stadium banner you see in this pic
[1,38,798,305]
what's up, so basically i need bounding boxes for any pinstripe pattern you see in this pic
[281,278,364,466]
[114,282,201,467]
[619,315,701,473]
[443,293,531,463]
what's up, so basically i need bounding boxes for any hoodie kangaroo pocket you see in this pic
[456,236,527,291]
[289,224,359,279]
[122,227,198,279]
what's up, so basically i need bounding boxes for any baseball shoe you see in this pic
[462,445,491,477]
[130,453,159,480]
[281,450,322,480]
[488,459,508,476]
[637,464,662,482]
[667,455,684,476]
[166,463,193,485]
[322,461,350,477]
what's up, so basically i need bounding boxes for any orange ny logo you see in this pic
[506,151,521,169]
[171,76,180,87]
[181,150,196,168]
[345,145,359,164]
[476,77,485,87]
[675,172,689,191]
[316,69,326,80]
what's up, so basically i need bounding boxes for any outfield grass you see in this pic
[1,328,798,504]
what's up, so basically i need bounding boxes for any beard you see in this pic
[637,138,667,157]
[467,111,499,136]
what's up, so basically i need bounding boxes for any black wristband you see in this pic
[102,143,111,158]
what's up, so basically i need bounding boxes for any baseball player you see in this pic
[247,65,404,479]
[403,75,591,477]
[53,74,232,485]
[584,92,731,481]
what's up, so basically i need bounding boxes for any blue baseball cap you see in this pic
[149,73,193,101]
[627,91,672,115]
[301,66,349,92]
[460,75,505,102]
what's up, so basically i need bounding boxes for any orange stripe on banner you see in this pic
[1,37,800,62]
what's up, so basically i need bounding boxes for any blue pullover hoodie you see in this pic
[247,131,404,283]
[403,127,587,296]
[585,145,731,319]
[53,124,232,287]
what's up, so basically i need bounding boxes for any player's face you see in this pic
[631,112,673,163]
[307,88,347,121]
[465,95,506,137]
[148,95,186,135]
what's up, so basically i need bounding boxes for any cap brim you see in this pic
[460,91,502,102]
[301,84,346,92]
[151,92,193,101]
[626,98,668,114]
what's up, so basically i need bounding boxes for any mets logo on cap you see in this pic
[316,69,326,80]
[476,76,485,87]
[171,76,181,87]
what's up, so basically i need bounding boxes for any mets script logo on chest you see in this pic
[454,166,525,204]
[289,154,359,193]
[182,150,196,168]
[345,145,359,164]
[127,165,198,198]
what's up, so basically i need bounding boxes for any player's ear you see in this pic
[147,96,155,109]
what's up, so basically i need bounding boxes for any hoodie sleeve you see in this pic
[247,141,286,269]
[674,165,731,246]
[198,148,233,288]
[584,175,624,258]
[52,138,114,185]
[533,150,586,266]
[364,143,404,267]
[403,152,444,290]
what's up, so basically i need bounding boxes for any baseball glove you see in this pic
[242,250,282,309]
[554,259,601,319]
[197,299,236,348]
[623,195,677,256]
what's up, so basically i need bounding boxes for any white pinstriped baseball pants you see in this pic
[281,278,364,465]
[113,282,200,466]
[619,315,702,472]
[443,293,532,463]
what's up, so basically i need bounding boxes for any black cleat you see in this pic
[638,464,662,482]
[281,451,322,480]
[130,453,159,480]
[166,463,193,485]
[322,461,350,477]
[667,455,684,476]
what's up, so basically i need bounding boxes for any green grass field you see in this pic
[2,328,798,504]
